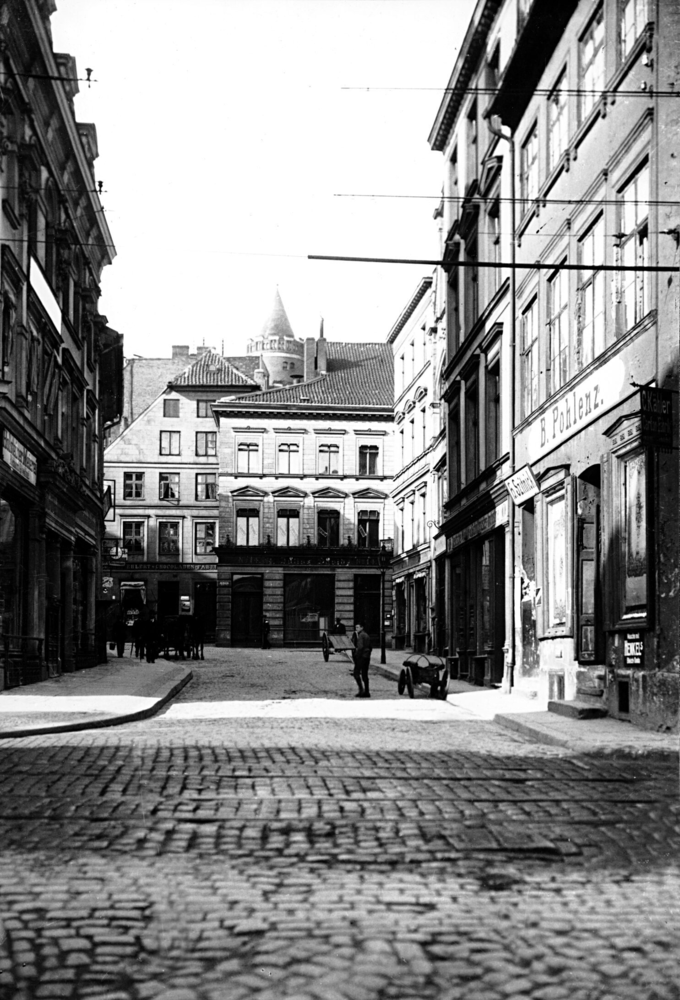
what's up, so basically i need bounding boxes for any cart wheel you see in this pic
[405,666,414,699]
[322,634,330,662]
[429,684,439,699]
[439,666,450,700]
[398,668,406,695]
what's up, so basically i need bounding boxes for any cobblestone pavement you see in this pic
[0,648,678,999]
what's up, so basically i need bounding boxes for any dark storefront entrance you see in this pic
[157,581,179,621]
[232,573,263,646]
[284,573,334,645]
[194,580,217,640]
[354,574,380,639]
[451,528,505,686]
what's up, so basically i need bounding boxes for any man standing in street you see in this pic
[352,621,372,698]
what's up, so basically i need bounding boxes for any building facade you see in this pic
[389,275,449,653]
[213,321,394,648]
[432,0,680,730]
[102,350,257,638]
[0,0,121,684]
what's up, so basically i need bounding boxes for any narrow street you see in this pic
[0,649,678,1000]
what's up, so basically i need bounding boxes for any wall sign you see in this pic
[527,356,626,461]
[2,429,37,485]
[640,387,673,451]
[624,631,643,667]
[505,464,539,505]
[447,501,508,552]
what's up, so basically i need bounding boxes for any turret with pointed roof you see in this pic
[246,289,304,387]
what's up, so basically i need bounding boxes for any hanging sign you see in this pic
[505,465,539,505]
[640,387,673,451]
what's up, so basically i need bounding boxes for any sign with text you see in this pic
[640,387,673,451]
[2,429,37,484]
[505,464,539,505]
[527,357,626,461]
[624,631,643,667]
[447,501,508,552]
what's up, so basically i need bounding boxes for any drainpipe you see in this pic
[487,113,516,694]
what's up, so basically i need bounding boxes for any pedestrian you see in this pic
[113,615,127,658]
[332,617,346,635]
[144,615,160,663]
[352,620,372,698]
[131,617,145,660]
[262,615,271,650]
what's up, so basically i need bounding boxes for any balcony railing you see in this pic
[215,540,393,568]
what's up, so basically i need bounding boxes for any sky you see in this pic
[50,0,476,360]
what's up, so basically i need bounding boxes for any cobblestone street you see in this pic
[0,648,678,999]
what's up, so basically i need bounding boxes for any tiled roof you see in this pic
[219,342,393,408]
[171,351,257,387]
[227,355,265,381]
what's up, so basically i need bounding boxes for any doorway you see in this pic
[354,574,380,639]
[158,581,179,621]
[194,580,217,640]
[231,574,263,646]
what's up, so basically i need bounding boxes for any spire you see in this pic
[260,288,296,342]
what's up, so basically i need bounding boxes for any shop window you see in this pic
[124,472,145,500]
[486,359,500,465]
[194,522,216,556]
[521,298,539,417]
[195,473,217,501]
[278,442,300,474]
[158,521,180,556]
[546,494,568,629]
[576,469,604,663]
[196,431,216,456]
[277,508,300,546]
[580,7,604,122]
[359,444,379,476]
[159,472,180,500]
[163,399,180,418]
[622,452,648,616]
[236,507,259,546]
[237,442,260,473]
[547,265,569,395]
[620,0,647,61]
[122,521,145,557]
[160,431,180,455]
[578,215,605,368]
[548,70,568,175]
[318,443,339,475]
[536,472,573,638]
[617,161,649,334]
[196,400,214,417]
[357,510,379,549]
[318,509,339,548]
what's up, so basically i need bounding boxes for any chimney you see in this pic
[254,365,269,390]
[304,337,316,382]
[172,345,190,359]
[316,332,327,374]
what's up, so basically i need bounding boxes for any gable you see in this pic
[271,487,308,498]
[312,487,348,500]
[352,488,388,500]
[230,486,268,498]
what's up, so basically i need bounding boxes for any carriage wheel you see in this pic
[322,634,330,662]
[439,666,450,700]
[398,669,406,695]
[405,666,414,699]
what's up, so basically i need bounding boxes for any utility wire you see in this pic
[342,85,677,97]
[335,193,678,208]
[308,254,679,273]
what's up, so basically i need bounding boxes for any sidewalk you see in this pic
[0,655,192,739]
[375,651,679,758]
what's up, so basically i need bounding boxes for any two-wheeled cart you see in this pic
[398,653,449,700]
[321,631,356,662]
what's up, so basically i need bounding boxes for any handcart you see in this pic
[398,653,449,700]
[321,631,356,662]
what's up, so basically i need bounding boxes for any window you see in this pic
[277,508,300,546]
[236,508,259,546]
[318,443,339,475]
[122,521,144,557]
[237,442,260,473]
[521,298,539,417]
[546,494,568,628]
[578,215,605,368]
[359,444,379,476]
[486,360,500,465]
[195,473,217,501]
[548,71,568,174]
[463,224,479,329]
[194,521,216,556]
[620,0,647,61]
[618,162,649,333]
[580,7,604,121]
[622,451,647,615]
[466,101,477,181]
[158,521,180,556]
[421,408,427,454]
[449,400,461,497]
[123,472,144,500]
[318,509,339,548]
[163,399,179,418]
[160,431,180,455]
[465,380,479,483]
[548,266,569,395]
[196,400,214,417]
[278,442,300,474]
[520,124,539,203]
[159,472,180,500]
[357,510,380,548]
[487,195,501,296]
[196,432,216,456]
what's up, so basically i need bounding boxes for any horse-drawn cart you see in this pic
[321,631,356,662]
[398,653,449,700]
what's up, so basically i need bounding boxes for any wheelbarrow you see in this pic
[398,653,449,700]
[321,631,356,662]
